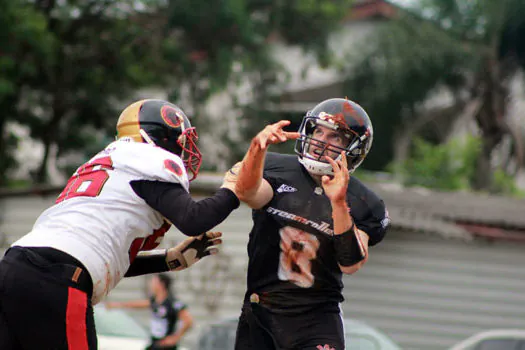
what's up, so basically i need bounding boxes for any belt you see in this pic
[5,246,93,297]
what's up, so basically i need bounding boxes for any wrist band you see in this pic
[333,226,365,266]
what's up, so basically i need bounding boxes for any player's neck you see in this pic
[308,172,323,186]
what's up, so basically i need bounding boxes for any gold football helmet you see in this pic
[116,99,202,181]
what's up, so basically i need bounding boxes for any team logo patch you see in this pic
[160,105,183,128]
[164,159,183,176]
[318,111,349,130]
[277,184,297,193]
[381,208,391,228]
[156,306,167,317]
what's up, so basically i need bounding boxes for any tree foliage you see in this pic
[394,135,480,191]
[343,0,525,192]
[0,0,55,185]
[0,0,352,185]
[396,135,525,197]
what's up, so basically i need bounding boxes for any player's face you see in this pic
[149,276,162,295]
[307,124,349,160]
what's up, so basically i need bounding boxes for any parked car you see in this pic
[449,329,525,350]
[94,305,149,350]
[197,316,402,350]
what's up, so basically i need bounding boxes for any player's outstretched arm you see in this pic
[124,232,222,277]
[235,120,300,209]
[105,299,150,309]
[131,180,239,237]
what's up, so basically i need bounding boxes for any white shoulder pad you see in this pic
[103,140,190,192]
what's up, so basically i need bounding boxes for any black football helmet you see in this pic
[294,98,373,175]
[116,99,202,181]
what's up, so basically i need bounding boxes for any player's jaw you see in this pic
[306,140,344,163]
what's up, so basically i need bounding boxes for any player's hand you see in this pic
[253,120,300,150]
[104,302,117,310]
[166,231,222,271]
[156,334,180,347]
[321,151,349,203]
[221,161,241,194]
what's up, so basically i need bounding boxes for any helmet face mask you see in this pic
[302,117,356,161]
[116,99,202,181]
[294,98,373,176]
[177,127,201,181]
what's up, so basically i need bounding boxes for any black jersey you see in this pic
[149,295,186,341]
[245,152,389,314]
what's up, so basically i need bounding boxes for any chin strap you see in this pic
[139,129,156,145]
[299,157,335,176]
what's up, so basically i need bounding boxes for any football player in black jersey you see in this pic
[231,98,390,350]
[106,273,192,350]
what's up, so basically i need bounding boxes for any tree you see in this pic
[343,0,525,192]
[16,0,167,183]
[1,0,354,185]
[0,0,55,186]
[0,0,350,183]
[159,0,354,165]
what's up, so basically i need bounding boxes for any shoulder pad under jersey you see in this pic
[264,152,300,173]
[100,140,190,192]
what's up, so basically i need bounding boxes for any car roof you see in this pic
[449,329,525,350]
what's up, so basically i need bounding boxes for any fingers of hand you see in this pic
[284,131,301,140]
[324,156,339,172]
[274,120,291,128]
[257,120,298,148]
[206,248,219,256]
[259,136,267,149]
[206,231,222,239]
[270,121,296,143]
[340,151,348,169]
[276,132,287,142]
[268,128,286,144]
[207,238,222,247]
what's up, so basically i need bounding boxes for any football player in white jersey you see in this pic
[0,99,240,350]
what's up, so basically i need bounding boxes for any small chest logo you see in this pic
[277,184,297,193]
[156,305,167,317]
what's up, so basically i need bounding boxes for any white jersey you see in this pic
[13,140,189,304]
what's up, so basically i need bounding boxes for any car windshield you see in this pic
[94,306,148,339]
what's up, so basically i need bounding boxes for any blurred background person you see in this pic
[107,273,193,350]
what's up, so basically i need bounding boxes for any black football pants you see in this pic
[235,301,345,350]
[0,246,97,350]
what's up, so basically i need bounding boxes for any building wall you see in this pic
[343,230,525,350]
[1,194,525,350]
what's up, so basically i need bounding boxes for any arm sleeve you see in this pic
[131,180,240,237]
[356,199,390,246]
[172,301,187,312]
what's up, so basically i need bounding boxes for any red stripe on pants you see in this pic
[66,287,88,350]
